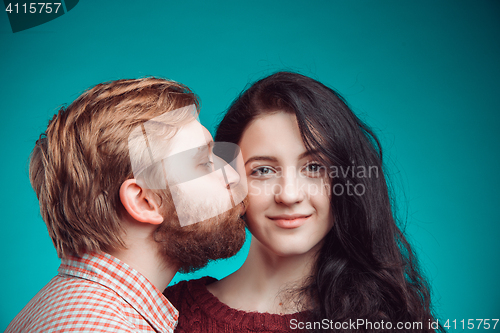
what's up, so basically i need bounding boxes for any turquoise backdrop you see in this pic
[1,0,499,330]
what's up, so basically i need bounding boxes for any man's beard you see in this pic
[153,188,247,274]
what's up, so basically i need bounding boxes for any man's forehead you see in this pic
[167,118,213,157]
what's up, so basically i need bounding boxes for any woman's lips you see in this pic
[268,214,311,229]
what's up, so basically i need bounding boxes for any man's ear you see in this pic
[120,179,164,225]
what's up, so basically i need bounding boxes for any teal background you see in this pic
[1,0,499,330]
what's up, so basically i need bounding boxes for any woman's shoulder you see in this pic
[163,276,216,307]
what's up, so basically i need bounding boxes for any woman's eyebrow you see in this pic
[244,156,278,166]
[298,149,321,160]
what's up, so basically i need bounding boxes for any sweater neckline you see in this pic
[188,276,309,330]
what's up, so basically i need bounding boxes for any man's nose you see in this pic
[214,155,240,188]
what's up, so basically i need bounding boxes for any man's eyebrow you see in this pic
[244,156,278,166]
[193,141,214,160]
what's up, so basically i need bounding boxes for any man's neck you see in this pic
[108,242,178,292]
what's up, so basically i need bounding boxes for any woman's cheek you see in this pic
[248,179,263,196]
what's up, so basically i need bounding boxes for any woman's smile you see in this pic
[267,214,312,229]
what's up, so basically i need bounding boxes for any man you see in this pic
[6,78,247,332]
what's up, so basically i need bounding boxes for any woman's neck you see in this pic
[207,235,319,314]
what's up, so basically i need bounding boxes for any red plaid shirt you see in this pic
[6,252,178,332]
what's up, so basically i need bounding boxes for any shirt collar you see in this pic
[59,252,178,332]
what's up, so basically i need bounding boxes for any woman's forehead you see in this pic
[239,112,310,161]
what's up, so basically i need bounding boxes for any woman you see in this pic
[165,72,443,332]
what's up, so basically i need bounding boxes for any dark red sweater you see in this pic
[164,277,309,332]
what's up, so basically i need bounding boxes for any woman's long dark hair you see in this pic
[215,72,443,332]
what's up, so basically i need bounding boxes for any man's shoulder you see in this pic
[40,273,127,305]
[6,274,133,333]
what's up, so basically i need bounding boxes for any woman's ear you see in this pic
[119,179,164,225]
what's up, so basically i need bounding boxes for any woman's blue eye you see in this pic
[251,166,274,176]
[308,165,319,171]
[304,163,325,175]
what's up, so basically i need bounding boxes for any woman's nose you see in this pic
[274,167,304,205]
